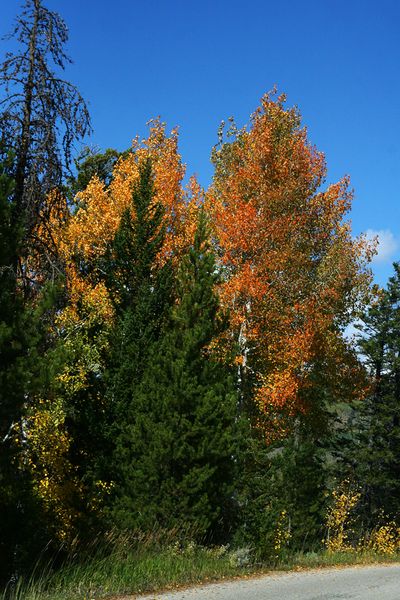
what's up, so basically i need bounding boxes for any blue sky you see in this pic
[2,0,400,285]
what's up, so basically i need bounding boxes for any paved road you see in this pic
[133,564,400,600]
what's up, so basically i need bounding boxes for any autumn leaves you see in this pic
[52,95,371,428]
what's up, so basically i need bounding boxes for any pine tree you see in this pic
[0,151,52,581]
[348,266,400,523]
[0,152,24,581]
[101,159,173,524]
[111,211,238,540]
[235,328,367,559]
[104,157,172,395]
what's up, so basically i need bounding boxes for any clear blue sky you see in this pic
[2,0,399,285]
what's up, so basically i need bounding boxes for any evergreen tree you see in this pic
[0,151,53,581]
[235,400,331,560]
[111,210,238,539]
[101,159,173,523]
[348,266,400,523]
[104,157,172,395]
[0,152,24,581]
[235,330,366,559]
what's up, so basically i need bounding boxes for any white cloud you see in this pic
[364,229,398,264]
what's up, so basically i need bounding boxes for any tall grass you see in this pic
[2,528,400,600]
[1,529,248,600]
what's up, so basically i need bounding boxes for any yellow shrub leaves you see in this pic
[25,398,81,541]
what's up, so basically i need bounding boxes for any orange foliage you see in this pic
[64,119,197,261]
[27,98,374,535]
[37,96,373,432]
[207,91,374,418]
[53,119,200,324]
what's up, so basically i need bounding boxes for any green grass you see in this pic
[3,539,400,600]
[1,537,249,600]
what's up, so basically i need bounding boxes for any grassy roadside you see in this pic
[1,543,244,600]
[2,543,400,600]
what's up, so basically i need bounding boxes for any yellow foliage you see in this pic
[25,398,82,541]
[53,119,200,396]
[274,510,292,558]
[325,484,400,556]
[367,524,398,555]
[325,481,361,552]
[363,515,400,556]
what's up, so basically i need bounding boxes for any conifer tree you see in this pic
[235,329,366,558]
[348,266,400,523]
[104,157,171,395]
[111,211,238,539]
[0,151,51,581]
[102,159,173,524]
[0,152,24,580]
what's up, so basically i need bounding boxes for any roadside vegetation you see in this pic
[3,531,400,600]
[1,3,400,600]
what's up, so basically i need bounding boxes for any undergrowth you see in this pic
[2,528,400,600]
[1,530,248,600]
